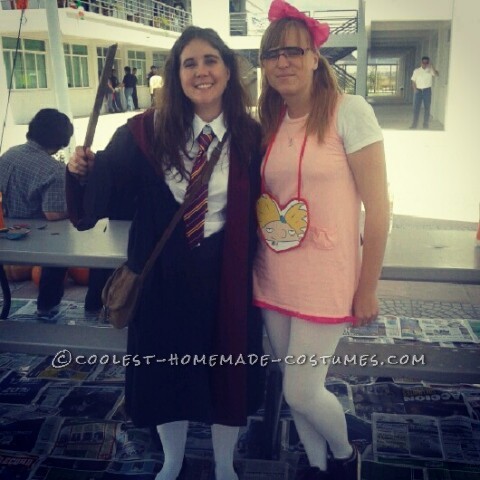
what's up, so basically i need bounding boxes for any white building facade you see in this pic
[0,0,478,222]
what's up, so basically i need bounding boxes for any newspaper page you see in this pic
[27,356,96,382]
[89,363,126,383]
[373,413,442,460]
[0,371,49,404]
[50,419,123,460]
[6,299,105,326]
[0,450,40,480]
[0,403,57,422]
[31,457,110,480]
[56,385,124,420]
[344,315,479,344]
[440,415,480,464]
[105,458,162,478]
[114,427,155,462]
[463,391,480,420]
[0,412,62,456]
[344,315,401,339]
[34,382,76,410]
[402,385,470,417]
[8,299,73,323]
[418,318,478,343]
[325,379,355,414]
[468,319,480,340]
[0,352,45,373]
[352,382,406,421]
[373,413,480,466]
[399,316,423,340]
[398,317,479,343]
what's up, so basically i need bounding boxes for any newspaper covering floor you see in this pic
[0,299,480,479]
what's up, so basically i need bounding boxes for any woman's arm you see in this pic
[66,125,138,230]
[347,140,389,326]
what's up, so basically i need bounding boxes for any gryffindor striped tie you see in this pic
[183,127,214,248]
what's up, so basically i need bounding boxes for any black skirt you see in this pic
[125,230,228,426]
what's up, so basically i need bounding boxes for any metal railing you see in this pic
[332,64,356,94]
[2,1,192,33]
[230,9,358,37]
[230,12,248,36]
[313,10,358,35]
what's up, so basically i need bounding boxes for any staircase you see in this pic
[331,64,357,94]
[232,8,361,94]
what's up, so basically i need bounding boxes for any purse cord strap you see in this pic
[139,134,228,283]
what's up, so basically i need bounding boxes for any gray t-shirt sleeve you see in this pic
[336,94,384,155]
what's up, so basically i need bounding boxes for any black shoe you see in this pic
[329,445,360,480]
[297,466,330,480]
[409,125,417,129]
[36,304,60,323]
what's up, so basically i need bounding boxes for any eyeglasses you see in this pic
[260,46,312,62]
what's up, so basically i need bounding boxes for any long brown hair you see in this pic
[154,26,257,178]
[258,18,340,147]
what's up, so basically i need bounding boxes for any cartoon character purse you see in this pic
[257,130,309,253]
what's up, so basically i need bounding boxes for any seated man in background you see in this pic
[0,108,73,319]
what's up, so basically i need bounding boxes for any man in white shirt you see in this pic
[149,73,164,107]
[410,56,439,129]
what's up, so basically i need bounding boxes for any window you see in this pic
[152,52,167,73]
[2,37,47,89]
[64,44,89,88]
[127,50,147,86]
[368,64,398,95]
[96,46,121,80]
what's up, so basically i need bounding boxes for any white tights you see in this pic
[155,421,239,480]
[263,309,353,471]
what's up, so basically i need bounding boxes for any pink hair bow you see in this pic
[268,0,330,48]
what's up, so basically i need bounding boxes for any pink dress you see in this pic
[253,95,383,323]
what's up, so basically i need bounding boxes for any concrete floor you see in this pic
[370,101,444,131]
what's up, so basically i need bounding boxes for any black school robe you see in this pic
[67,109,265,427]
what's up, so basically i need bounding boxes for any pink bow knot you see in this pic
[268,0,330,48]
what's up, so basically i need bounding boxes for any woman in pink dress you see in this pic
[254,2,390,479]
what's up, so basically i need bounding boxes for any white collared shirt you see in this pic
[411,66,436,89]
[164,113,230,238]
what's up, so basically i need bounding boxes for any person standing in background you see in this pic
[149,70,164,107]
[147,65,158,106]
[107,68,122,113]
[132,67,139,110]
[410,56,439,129]
[122,66,136,112]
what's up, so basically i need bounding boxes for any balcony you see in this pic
[1,0,192,33]
[230,9,358,37]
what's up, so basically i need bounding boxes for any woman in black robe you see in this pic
[66,26,264,480]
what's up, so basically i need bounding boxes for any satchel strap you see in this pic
[139,134,228,283]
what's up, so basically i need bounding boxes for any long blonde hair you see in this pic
[258,18,340,147]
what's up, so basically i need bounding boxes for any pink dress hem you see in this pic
[254,299,354,325]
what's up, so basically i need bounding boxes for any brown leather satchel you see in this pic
[102,137,227,329]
